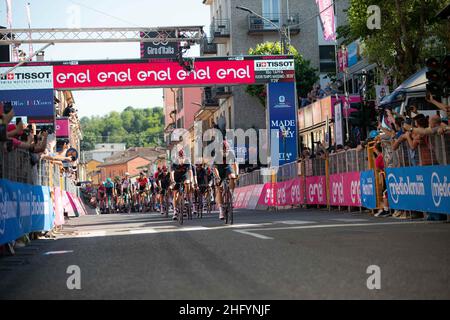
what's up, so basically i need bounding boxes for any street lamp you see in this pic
[236,5,289,54]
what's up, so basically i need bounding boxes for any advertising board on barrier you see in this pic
[0,179,54,245]
[256,178,305,207]
[329,172,361,207]
[386,165,450,215]
[306,176,327,205]
[360,170,377,209]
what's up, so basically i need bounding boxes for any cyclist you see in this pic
[194,162,208,214]
[157,166,171,216]
[136,172,148,212]
[170,149,193,221]
[97,182,107,213]
[114,176,122,211]
[104,178,116,213]
[213,141,239,220]
[121,173,132,212]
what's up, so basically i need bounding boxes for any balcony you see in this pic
[200,37,217,55]
[212,86,232,99]
[210,18,230,43]
[248,13,300,35]
[202,87,220,108]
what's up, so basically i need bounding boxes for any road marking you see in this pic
[234,230,274,240]
[277,220,316,225]
[331,218,369,222]
[43,250,74,255]
[233,221,435,240]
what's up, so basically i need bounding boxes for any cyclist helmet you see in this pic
[106,177,112,183]
[125,172,130,176]
[178,149,184,158]
[369,130,379,139]
[139,171,144,176]
[223,140,230,151]
[162,165,168,172]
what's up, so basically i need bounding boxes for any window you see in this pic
[319,45,336,73]
[262,0,280,28]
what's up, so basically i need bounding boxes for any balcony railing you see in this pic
[210,18,230,42]
[248,13,300,34]
[200,37,217,55]
[202,87,220,107]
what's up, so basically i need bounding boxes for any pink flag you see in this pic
[316,0,336,41]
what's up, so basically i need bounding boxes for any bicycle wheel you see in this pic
[177,196,184,225]
[198,193,203,219]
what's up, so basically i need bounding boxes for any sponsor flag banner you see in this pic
[329,172,361,207]
[56,117,70,138]
[267,81,298,166]
[386,166,450,215]
[316,0,336,41]
[360,170,377,209]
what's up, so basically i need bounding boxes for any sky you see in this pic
[0,0,210,118]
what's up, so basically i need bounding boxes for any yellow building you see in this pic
[86,159,102,185]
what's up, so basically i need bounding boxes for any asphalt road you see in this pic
[1,208,449,299]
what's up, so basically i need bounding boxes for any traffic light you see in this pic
[426,55,450,97]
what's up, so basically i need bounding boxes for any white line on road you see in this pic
[331,218,369,222]
[233,221,436,240]
[277,220,317,225]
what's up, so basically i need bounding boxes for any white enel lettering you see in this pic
[216,66,250,80]
[177,70,187,81]
[56,71,91,84]
[137,69,171,82]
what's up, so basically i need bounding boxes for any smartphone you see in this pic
[3,102,13,114]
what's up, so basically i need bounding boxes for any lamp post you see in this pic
[236,5,289,54]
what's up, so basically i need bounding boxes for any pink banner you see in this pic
[63,191,76,217]
[306,176,327,205]
[329,172,361,207]
[56,118,70,137]
[316,0,336,41]
[234,184,265,210]
[53,187,65,226]
[257,178,305,207]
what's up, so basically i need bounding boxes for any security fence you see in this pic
[0,143,33,184]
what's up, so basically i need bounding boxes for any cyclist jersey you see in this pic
[122,179,130,190]
[137,177,148,189]
[171,162,191,182]
[98,185,106,196]
[214,150,236,179]
[159,172,171,189]
[105,182,114,194]
[196,167,207,185]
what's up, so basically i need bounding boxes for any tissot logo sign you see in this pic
[0,66,53,90]
[255,59,295,71]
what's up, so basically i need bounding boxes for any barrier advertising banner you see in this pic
[256,178,305,207]
[306,176,327,205]
[360,170,377,209]
[329,172,361,207]
[0,179,54,245]
[386,165,450,215]
[267,81,298,166]
[53,187,65,226]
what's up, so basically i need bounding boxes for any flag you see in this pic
[26,2,34,58]
[316,0,336,41]
[26,2,31,28]
[5,0,12,28]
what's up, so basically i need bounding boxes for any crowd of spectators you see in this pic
[1,101,76,184]
[300,83,337,107]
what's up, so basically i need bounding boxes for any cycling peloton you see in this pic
[213,141,239,220]
[170,149,194,221]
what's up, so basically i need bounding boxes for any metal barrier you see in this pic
[238,169,264,187]
[277,161,299,182]
[0,142,33,184]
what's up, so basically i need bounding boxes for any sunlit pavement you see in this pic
[1,208,449,299]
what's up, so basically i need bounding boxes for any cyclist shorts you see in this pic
[106,188,113,196]
[217,165,235,181]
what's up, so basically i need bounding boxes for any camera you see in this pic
[3,102,13,114]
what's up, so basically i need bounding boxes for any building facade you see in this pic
[199,0,350,136]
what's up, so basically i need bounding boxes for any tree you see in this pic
[80,107,165,151]
[246,41,319,107]
[338,0,450,84]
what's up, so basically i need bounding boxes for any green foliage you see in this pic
[246,42,319,107]
[80,107,165,151]
[338,0,450,83]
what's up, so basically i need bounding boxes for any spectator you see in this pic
[403,114,436,166]
[426,93,450,120]
[373,142,391,217]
